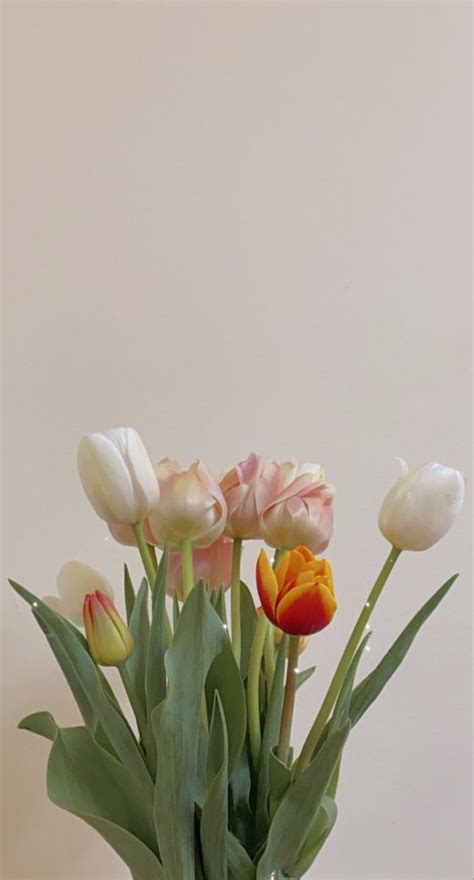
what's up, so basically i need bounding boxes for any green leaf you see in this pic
[295,665,316,690]
[18,711,58,741]
[240,581,258,679]
[124,565,136,625]
[350,574,459,727]
[200,693,228,880]
[226,830,256,880]
[287,795,338,878]
[152,545,169,610]
[268,747,291,804]
[256,638,287,836]
[152,583,228,880]
[256,723,350,879]
[144,552,169,775]
[47,723,163,880]
[124,579,150,717]
[205,641,246,776]
[10,580,152,792]
[172,593,180,630]
[145,550,168,719]
[329,632,371,735]
[210,586,228,624]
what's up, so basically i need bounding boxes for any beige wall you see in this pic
[2,2,471,879]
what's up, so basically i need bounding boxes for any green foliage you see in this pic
[349,575,458,726]
[124,578,150,719]
[11,566,459,879]
[124,565,136,624]
[200,694,229,880]
[151,582,228,879]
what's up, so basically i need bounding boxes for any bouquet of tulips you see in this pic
[11,428,465,880]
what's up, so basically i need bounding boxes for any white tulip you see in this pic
[44,561,114,626]
[77,427,159,524]
[378,460,465,551]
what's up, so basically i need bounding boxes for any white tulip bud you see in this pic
[378,460,465,551]
[77,427,159,524]
[44,561,114,626]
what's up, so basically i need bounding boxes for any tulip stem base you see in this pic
[247,612,269,769]
[230,538,243,667]
[181,539,194,600]
[277,635,300,765]
[296,545,402,775]
[119,664,147,743]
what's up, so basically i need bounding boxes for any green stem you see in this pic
[230,538,243,666]
[147,542,158,572]
[133,522,172,646]
[296,546,402,774]
[247,613,269,768]
[132,523,156,589]
[119,664,147,743]
[264,624,276,694]
[180,538,194,600]
[277,635,300,764]
[273,546,287,569]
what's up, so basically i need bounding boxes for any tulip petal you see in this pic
[256,550,279,625]
[276,581,337,636]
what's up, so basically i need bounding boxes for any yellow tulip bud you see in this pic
[83,590,134,666]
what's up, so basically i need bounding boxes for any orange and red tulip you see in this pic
[256,545,337,636]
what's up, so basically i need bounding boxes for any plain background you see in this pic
[1,2,472,879]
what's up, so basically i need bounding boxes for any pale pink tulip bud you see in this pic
[260,462,334,554]
[147,458,227,550]
[219,453,280,539]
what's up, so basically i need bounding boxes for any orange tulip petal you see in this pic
[256,549,279,625]
[276,581,337,636]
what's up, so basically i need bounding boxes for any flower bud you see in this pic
[219,453,280,539]
[77,427,159,524]
[260,460,334,554]
[378,460,465,551]
[44,561,114,626]
[83,590,134,666]
[256,545,337,636]
[147,458,226,549]
[166,536,232,599]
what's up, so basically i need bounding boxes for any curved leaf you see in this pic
[287,795,337,878]
[350,574,458,726]
[256,723,350,879]
[152,583,227,879]
[200,693,228,880]
[206,641,246,776]
[124,578,149,717]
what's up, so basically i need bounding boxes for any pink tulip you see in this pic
[107,521,137,546]
[260,461,335,553]
[147,458,227,549]
[166,536,233,599]
[219,453,280,539]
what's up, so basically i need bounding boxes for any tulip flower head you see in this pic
[77,427,160,524]
[167,536,233,599]
[219,453,280,539]
[147,458,227,549]
[260,460,335,554]
[44,561,114,627]
[378,460,465,551]
[256,546,337,636]
[83,590,134,666]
